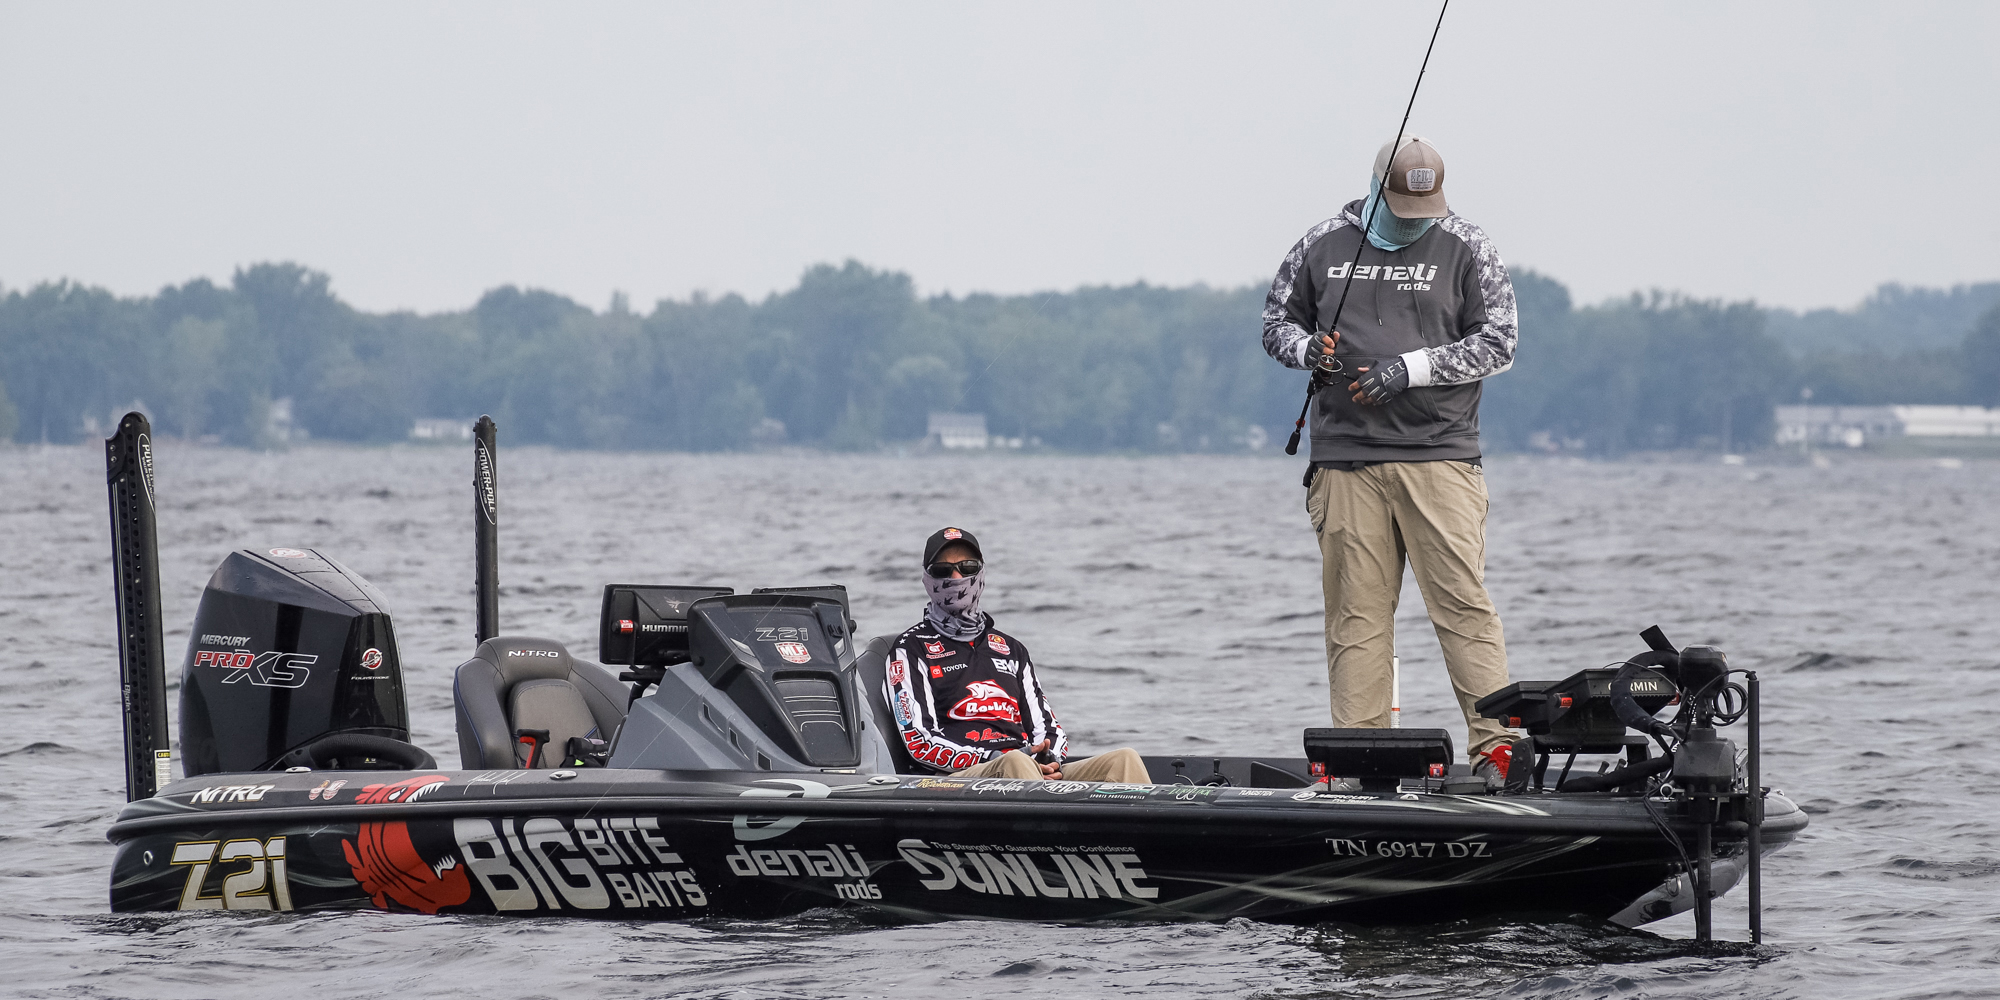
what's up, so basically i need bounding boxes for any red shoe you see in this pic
[1474,744,1513,784]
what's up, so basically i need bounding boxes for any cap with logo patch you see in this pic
[1373,136,1448,220]
[923,526,984,566]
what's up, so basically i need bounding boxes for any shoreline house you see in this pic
[926,412,990,449]
[1775,405,2000,447]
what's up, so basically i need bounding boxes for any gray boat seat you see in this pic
[454,636,629,769]
[855,634,926,774]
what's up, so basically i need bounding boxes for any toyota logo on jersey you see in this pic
[948,680,1021,723]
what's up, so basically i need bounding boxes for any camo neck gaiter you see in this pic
[923,571,987,642]
[1362,176,1436,251]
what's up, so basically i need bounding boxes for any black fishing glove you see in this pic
[1301,333,1341,373]
[1351,356,1410,405]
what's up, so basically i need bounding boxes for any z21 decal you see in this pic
[171,837,293,911]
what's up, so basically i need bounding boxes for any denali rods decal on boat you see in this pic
[725,843,882,900]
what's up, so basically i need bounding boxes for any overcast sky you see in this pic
[2,2,1994,314]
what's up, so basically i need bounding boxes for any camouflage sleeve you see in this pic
[1262,216,1348,370]
[1413,216,1518,387]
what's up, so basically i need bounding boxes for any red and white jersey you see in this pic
[883,619,1068,773]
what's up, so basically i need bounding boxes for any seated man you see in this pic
[884,526,1150,783]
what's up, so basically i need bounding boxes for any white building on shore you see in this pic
[927,412,989,449]
[1774,405,2000,447]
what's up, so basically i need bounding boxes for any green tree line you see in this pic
[3,261,1996,453]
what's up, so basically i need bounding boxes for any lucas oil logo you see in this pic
[192,650,316,689]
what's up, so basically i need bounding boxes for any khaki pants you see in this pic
[1307,460,1512,760]
[952,747,1150,783]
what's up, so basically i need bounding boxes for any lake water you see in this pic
[3,443,1995,999]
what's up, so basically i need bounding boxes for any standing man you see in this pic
[1261,136,1518,781]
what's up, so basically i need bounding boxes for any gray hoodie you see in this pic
[1262,198,1518,464]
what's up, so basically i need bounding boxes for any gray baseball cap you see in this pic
[1372,136,1449,219]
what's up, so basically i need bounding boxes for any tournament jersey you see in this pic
[883,618,1068,773]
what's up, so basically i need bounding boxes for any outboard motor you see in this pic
[179,547,425,776]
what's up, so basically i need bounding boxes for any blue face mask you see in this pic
[1362,176,1436,251]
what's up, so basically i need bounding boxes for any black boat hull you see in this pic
[108,769,1806,925]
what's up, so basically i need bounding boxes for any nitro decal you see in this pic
[190,783,276,804]
[896,840,1160,900]
[505,649,561,659]
[725,843,881,900]
[192,649,315,689]
[453,815,707,912]
[774,642,812,664]
[475,440,497,524]
[948,680,1020,723]
[171,836,293,910]
[341,775,470,914]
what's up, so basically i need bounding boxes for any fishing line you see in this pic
[1285,0,1452,456]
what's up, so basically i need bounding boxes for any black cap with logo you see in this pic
[922,526,984,567]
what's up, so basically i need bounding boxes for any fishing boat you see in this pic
[102,414,1802,937]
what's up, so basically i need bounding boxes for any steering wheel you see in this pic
[272,732,437,771]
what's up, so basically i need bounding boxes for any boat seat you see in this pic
[855,634,926,774]
[454,636,629,769]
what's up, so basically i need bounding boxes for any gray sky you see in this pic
[2,2,1994,314]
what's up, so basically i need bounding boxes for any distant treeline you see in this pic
[2,261,1997,453]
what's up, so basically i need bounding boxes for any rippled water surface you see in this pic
[4,444,1996,999]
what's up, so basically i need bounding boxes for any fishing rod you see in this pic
[1284,0,1451,456]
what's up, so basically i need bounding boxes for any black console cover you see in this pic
[686,594,859,768]
[1303,728,1454,779]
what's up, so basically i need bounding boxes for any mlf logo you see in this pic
[194,650,316,689]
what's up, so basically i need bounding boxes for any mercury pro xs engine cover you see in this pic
[178,547,411,776]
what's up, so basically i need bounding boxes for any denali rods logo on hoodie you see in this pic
[948,680,1021,723]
